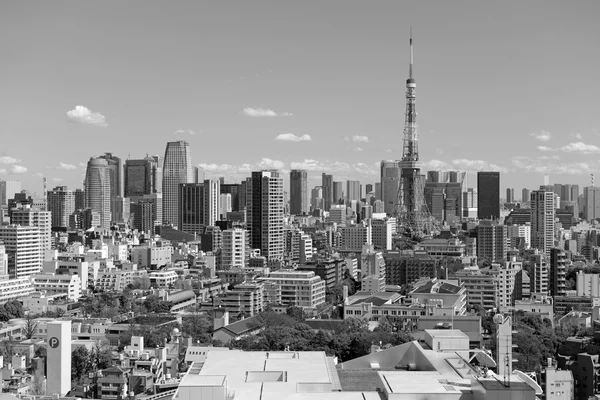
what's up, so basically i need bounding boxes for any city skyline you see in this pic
[1,1,599,194]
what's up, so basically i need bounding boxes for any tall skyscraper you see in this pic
[346,180,361,203]
[321,174,333,211]
[462,188,478,219]
[124,156,162,197]
[194,166,205,184]
[221,184,241,211]
[47,186,75,228]
[74,189,85,210]
[380,160,401,215]
[98,152,123,198]
[477,172,500,220]
[530,189,555,256]
[220,193,232,217]
[162,141,193,225]
[0,180,22,205]
[506,188,515,203]
[550,248,567,297]
[130,193,162,234]
[178,183,204,234]
[248,171,284,261]
[84,158,112,228]
[290,169,308,215]
[521,188,530,204]
[584,186,600,221]
[365,184,374,195]
[424,171,465,223]
[333,181,343,205]
[571,185,580,202]
[203,179,221,226]
[311,186,323,211]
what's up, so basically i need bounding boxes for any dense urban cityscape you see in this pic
[1,2,599,400]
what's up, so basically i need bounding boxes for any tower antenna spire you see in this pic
[409,27,414,79]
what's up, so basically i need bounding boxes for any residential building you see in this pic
[384,250,437,286]
[532,254,549,295]
[162,140,193,225]
[247,171,284,261]
[219,282,264,316]
[32,273,82,300]
[98,366,130,400]
[550,248,568,297]
[47,186,75,228]
[290,169,308,215]
[84,157,112,228]
[297,258,344,290]
[10,205,51,253]
[0,224,42,278]
[130,194,162,233]
[148,270,179,288]
[410,279,468,317]
[221,228,248,269]
[418,237,465,259]
[371,218,393,250]
[477,220,508,262]
[531,189,556,256]
[507,224,531,248]
[340,223,371,252]
[257,270,326,308]
[477,171,500,220]
[131,243,172,269]
[453,268,498,311]
[0,278,35,303]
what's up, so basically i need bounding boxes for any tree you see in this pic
[286,306,305,322]
[91,340,113,370]
[71,346,92,384]
[23,314,40,339]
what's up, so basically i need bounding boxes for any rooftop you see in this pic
[411,280,462,295]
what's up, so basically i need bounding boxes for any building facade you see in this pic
[162,141,193,226]
[290,169,308,215]
[85,158,112,228]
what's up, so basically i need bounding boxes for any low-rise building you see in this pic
[257,270,326,309]
[0,278,35,304]
[149,270,179,288]
[31,273,81,300]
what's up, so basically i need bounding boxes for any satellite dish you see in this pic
[474,352,497,368]
[513,370,543,395]
[493,314,504,325]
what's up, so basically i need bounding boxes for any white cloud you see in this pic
[66,105,108,127]
[344,135,370,143]
[424,159,451,170]
[174,129,196,135]
[570,132,583,139]
[275,133,312,142]
[353,147,364,152]
[290,159,378,177]
[435,148,444,156]
[58,162,77,170]
[0,156,19,164]
[197,158,285,175]
[529,130,551,142]
[242,107,292,117]
[512,156,595,175]
[451,159,509,173]
[537,145,555,152]
[11,165,27,174]
[560,142,600,154]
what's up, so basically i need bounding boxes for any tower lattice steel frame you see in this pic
[394,32,435,236]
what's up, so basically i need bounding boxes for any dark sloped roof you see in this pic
[218,315,263,335]
[352,296,389,307]
[412,281,461,294]
[438,282,462,294]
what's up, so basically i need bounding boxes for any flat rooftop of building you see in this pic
[114,315,177,326]
[411,281,462,295]
[424,329,470,339]
[379,371,471,395]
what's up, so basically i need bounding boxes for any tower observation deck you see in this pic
[395,32,434,237]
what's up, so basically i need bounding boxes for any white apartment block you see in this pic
[222,228,248,269]
[95,269,147,292]
[257,270,326,308]
[576,271,600,297]
[0,224,42,278]
[490,260,522,311]
[32,273,82,301]
[299,233,313,263]
[0,278,35,303]
[11,206,52,253]
[531,190,555,256]
[149,269,179,288]
[131,244,173,268]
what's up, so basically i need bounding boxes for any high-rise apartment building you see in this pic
[177,180,220,234]
[380,160,401,215]
[248,171,284,261]
[531,189,555,256]
[462,188,478,219]
[477,221,508,262]
[333,181,343,205]
[130,193,162,234]
[124,156,162,197]
[10,205,51,254]
[290,169,308,215]
[84,158,112,228]
[506,188,514,203]
[550,248,567,297]
[162,141,193,225]
[477,172,500,220]
[47,186,75,228]
[74,189,85,210]
[98,152,123,198]
[346,180,361,203]
[584,186,600,221]
[203,179,220,226]
[521,188,530,204]
[221,228,248,269]
[321,174,333,211]
[0,224,42,278]
[0,181,22,206]
[531,254,549,295]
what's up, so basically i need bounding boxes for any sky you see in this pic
[1,1,599,198]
